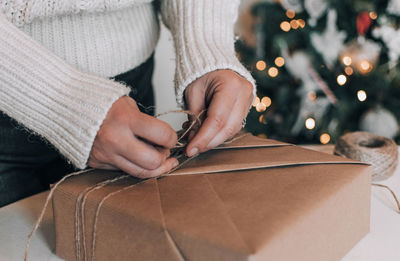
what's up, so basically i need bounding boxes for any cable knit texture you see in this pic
[161,0,256,106]
[0,14,131,169]
[0,0,152,26]
[19,5,160,78]
[0,0,255,169]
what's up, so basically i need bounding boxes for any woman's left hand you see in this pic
[183,69,254,157]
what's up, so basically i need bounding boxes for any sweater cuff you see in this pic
[0,68,130,169]
[161,0,256,107]
[0,14,131,169]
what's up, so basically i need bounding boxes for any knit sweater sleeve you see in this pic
[160,0,256,106]
[0,13,130,169]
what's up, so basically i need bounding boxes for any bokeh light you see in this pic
[337,74,347,86]
[261,96,272,107]
[286,9,295,19]
[345,67,353,75]
[274,57,285,67]
[268,67,279,77]
[342,56,352,66]
[305,118,316,130]
[256,102,267,112]
[280,21,291,32]
[256,60,267,71]
[357,90,367,102]
[320,133,331,144]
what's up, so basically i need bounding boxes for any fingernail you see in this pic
[188,147,199,157]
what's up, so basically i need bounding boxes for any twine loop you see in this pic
[25,109,251,261]
[334,131,398,181]
[334,131,400,215]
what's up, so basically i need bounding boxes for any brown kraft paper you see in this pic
[52,134,371,261]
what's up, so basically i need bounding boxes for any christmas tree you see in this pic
[238,0,400,144]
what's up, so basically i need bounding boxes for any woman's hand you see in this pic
[88,96,178,178]
[184,70,254,157]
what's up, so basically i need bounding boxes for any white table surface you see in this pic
[0,146,399,261]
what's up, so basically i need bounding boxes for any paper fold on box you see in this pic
[53,134,371,261]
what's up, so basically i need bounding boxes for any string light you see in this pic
[337,74,347,86]
[280,21,291,32]
[359,60,372,74]
[256,60,267,71]
[252,97,260,107]
[297,19,306,28]
[256,102,267,112]
[357,90,367,102]
[268,67,279,77]
[369,11,378,20]
[345,67,353,75]
[290,20,299,29]
[254,96,272,113]
[308,91,317,101]
[286,9,295,19]
[320,133,331,144]
[342,56,352,66]
[259,115,267,124]
[261,96,272,107]
[305,117,316,130]
[274,57,285,67]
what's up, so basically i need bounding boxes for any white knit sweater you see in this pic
[0,0,255,169]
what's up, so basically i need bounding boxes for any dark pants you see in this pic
[0,55,155,207]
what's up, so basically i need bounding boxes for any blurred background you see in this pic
[154,0,400,144]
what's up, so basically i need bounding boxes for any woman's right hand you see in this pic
[88,96,178,178]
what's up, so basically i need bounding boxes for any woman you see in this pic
[0,0,255,206]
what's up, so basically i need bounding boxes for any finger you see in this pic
[155,146,171,158]
[207,93,250,149]
[117,135,169,170]
[131,113,178,149]
[206,100,246,149]
[113,156,179,179]
[143,157,179,178]
[188,110,206,129]
[186,93,236,156]
[88,161,118,170]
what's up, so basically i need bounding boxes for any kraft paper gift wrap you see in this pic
[52,134,371,261]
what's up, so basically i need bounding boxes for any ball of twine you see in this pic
[334,131,398,181]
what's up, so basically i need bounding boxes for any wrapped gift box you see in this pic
[53,134,371,261]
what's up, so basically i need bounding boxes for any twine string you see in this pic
[156,109,206,148]
[24,109,206,261]
[77,134,400,261]
[90,152,198,261]
[372,183,400,213]
[78,175,129,261]
[24,111,400,261]
[73,176,129,260]
[82,109,207,261]
[74,179,103,260]
[334,132,398,181]
[24,169,93,261]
